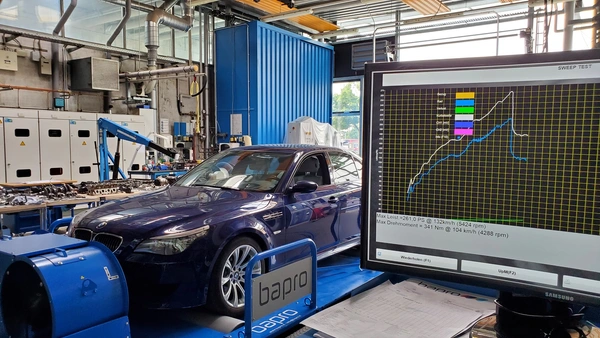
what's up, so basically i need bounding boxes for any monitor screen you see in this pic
[360,50,600,306]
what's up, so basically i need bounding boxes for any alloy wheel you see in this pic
[220,244,262,308]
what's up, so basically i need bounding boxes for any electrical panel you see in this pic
[2,110,41,183]
[38,116,72,181]
[0,117,5,183]
[69,118,99,183]
[0,50,18,71]
[69,57,119,92]
[40,58,52,75]
[121,122,146,172]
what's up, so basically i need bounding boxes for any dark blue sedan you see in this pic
[67,145,362,318]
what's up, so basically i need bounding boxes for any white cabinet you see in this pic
[0,117,5,183]
[69,119,99,183]
[39,118,71,181]
[97,114,147,177]
[121,121,146,172]
[2,110,41,183]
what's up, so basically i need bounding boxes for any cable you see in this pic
[190,74,208,97]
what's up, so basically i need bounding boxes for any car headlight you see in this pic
[134,226,210,255]
[67,208,94,236]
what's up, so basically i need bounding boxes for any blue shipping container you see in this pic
[215,21,334,145]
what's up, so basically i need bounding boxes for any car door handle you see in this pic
[328,196,338,204]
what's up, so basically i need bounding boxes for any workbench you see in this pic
[0,191,151,232]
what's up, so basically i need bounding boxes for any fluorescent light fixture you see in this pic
[311,28,360,39]
[402,0,450,15]
[401,11,464,25]
[260,9,314,23]
[189,0,219,5]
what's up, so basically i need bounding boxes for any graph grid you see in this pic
[379,84,600,235]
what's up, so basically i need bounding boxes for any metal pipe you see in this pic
[52,0,78,101]
[107,0,131,46]
[120,65,199,78]
[204,9,211,152]
[103,0,154,12]
[372,10,500,62]
[145,0,194,94]
[0,85,70,94]
[120,72,204,81]
[53,0,78,36]
[160,0,179,11]
[395,10,401,61]
[564,0,575,51]
[0,25,186,64]
[526,6,534,53]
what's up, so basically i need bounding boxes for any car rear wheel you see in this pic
[207,237,264,318]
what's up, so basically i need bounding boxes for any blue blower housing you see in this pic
[0,233,130,338]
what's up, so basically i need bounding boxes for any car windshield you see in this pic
[175,149,294,192]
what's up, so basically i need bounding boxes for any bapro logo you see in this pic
[417,281,489,302]
[252,309,299,333]
[259,271,309,306]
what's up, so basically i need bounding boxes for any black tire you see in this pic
[206,237,264,318]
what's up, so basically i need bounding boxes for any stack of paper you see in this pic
[302,279,496,338]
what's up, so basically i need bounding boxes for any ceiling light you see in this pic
[402,0,450,16]
[261,9,314,23]
[189,0,219,5]
[311,28,360,39]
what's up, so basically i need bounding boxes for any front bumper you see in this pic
[120,251,211,310]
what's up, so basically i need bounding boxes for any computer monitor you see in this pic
[360,49,600,336]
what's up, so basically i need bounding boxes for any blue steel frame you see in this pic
[243,238,318,338]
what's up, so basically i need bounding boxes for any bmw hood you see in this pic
[75,186,273,237]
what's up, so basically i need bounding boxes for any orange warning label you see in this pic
[20,141,25,146]
[82,141,87,146]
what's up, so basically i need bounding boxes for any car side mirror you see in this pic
[287,180,318,194]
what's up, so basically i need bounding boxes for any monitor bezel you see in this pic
[359,49,600,306]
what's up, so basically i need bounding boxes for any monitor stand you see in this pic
[470,292,592,338]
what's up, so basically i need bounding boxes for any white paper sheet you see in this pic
[302,279,495,338]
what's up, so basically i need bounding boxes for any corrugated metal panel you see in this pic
[215,21,333,145]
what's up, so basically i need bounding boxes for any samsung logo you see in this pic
[545,292,574,302]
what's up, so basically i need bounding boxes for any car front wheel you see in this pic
[207,237,264,318]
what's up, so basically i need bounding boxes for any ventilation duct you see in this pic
[145,0,194,94]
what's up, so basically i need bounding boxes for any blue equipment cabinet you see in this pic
[215,21,334,145]
[0,233,130,338]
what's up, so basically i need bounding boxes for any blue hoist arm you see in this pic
[97,118,177,181]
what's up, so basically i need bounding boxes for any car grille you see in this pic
[73,229,123,253]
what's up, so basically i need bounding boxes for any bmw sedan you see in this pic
[67,145,362,318]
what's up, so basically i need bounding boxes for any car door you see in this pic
[329,151,362,242]
[284,152,339,261]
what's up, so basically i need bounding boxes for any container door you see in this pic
[40,119,71,181]
[70,120,99,183]
[121,122,146,173]
[0,117,5,183]
[4,117,41,183]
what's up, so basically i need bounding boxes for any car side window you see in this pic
[293,153,331,186]
[330,153,360,184]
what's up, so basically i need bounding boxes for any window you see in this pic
[48,129,62,137]
[16,169,31,177]
[78,130,90,138]
[293,154,330,186]
[333,80,362,155]
[79,167,92,174]
[15,129,29,137]
[131,164,140,170]
[330,153,360,184]
[50,168,63,175]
